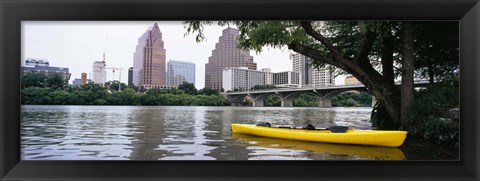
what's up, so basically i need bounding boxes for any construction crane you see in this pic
[104,67,124,91]
[100,35,124,91]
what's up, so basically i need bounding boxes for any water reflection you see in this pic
[156,107,216,160]
[128,107,167,160]
[232,133,405,160]
[21,105,386,160]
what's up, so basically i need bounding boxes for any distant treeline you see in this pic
[21,73,373,107]
[21,73,229,106]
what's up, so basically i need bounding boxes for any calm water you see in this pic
[21,105,407,160]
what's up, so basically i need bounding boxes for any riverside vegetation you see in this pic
[21,74,230,106]
[21,73,371,107]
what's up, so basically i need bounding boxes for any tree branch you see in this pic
[354,21,377,65]
[287,41,355,74]
[299,21,345,62]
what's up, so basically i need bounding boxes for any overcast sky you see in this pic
[22,21,344,89]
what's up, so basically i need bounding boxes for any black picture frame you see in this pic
[1,0,478,180]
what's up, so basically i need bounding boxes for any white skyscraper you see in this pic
[92,61,106,84]
[291,53,311,86]
[291,52,335,87]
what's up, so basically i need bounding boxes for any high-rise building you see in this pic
[128,67,133,87]
[222,67,267,91]
[290,52,335,87]
[311,65,335,87]
[21,58,71,82]
[291,53,311,86]
[81,73,88,85]
[167,60,195,87]
[273,71,300,88]
[133,22,168,89]
[205,27,257,90]
[92,61,106,84]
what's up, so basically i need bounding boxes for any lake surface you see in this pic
[21,105,407,160]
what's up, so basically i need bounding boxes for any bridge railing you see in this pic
[224,80,430,95]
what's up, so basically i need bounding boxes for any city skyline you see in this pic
[22,21,344,89]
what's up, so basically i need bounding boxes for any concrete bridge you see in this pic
[224,81,429,108]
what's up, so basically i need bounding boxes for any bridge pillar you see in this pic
[253,98,264,107]
[281,99,293,107]
[371,96,378,107]
[319,98,332,108]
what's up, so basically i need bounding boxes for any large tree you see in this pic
[178,81,198,95]
[21,73,47,88]
[414,22,459,84]
[185,21,446,130]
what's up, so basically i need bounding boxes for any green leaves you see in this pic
[21,73,66,89]
[331,92,372,107]
[21,85,229,106]
[177,81,198,95]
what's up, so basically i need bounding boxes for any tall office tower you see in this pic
[205,27,257,90]
[311,65,335,87]
[128,67,133,87]
[167,60,196,87]
[81,72,87,85]
[92,61,107,84]
[133,22,167,89]
[291,52,312,86]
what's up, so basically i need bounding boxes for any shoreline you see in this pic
[401,135,459,160]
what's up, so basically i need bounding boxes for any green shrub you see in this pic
[371,78,459,148]
[407,79,459,148]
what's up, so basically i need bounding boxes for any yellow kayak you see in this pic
[231,123,407,147]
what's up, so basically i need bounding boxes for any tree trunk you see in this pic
[401,21,415,130]
[381,35,395,85]
[350,62,402,128]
